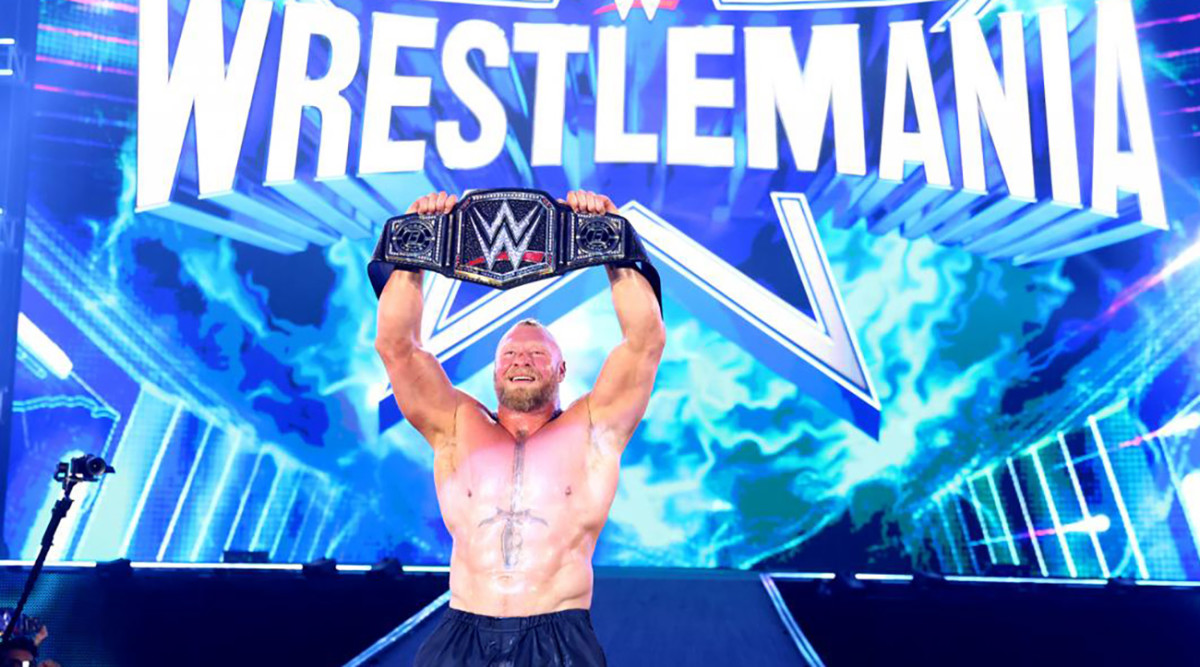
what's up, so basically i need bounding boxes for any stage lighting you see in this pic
[912,571,947,592]
[303,558,338,579]
[0,37,15,78]
[1105,576,1139,592]
[982,563,1031,578]
[832,571,866,594]
[223,550,269,564]
[96,558,132,579]
[367,558,405,580]
[1181,471,1200,534]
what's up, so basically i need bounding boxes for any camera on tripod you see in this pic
[53,454,114,485]
[4,453,117,644]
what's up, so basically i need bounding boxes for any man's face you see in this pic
[493,325,565,412]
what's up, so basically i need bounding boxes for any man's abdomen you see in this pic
[448,525,598,617]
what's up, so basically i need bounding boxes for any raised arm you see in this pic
[374,192,460,449]
[567,191,666,453]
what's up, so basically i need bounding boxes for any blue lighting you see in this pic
[5,0,1200,582]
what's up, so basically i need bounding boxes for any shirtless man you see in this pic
[375,190,666,666]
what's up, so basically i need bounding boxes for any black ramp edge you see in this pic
[344,590,450,666]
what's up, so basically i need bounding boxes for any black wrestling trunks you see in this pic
[414,607,607,667]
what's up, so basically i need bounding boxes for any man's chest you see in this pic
[434,415,619,524]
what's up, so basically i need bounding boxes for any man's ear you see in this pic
[558,361,567,381]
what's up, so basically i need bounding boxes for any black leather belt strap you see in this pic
[368,188,662,311]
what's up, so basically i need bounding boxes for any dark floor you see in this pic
[10,565,1200,667]
[352,572,1200,667]
[775,576,1200,666]
[0,565,448,667]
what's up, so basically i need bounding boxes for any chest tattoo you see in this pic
[477,436,547,570]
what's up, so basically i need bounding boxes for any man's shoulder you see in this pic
[563,394,593,422]
[453,390,495,420]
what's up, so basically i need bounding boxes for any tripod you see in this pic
[1,455,113,643]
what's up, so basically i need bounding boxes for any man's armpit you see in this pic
[583,394,627,466]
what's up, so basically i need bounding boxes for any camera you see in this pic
[54,454,115,485]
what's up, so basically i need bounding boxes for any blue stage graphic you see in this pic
[3,0,1200,580]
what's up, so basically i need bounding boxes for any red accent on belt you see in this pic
[466,252,546,267]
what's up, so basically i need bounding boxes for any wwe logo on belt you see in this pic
[470,201,542,271]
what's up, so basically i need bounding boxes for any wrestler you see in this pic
[374,190,666,666]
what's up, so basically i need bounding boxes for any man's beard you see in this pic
[495,375,559,412]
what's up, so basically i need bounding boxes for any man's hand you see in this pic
[407,191,458,215]
[562,190,618,216]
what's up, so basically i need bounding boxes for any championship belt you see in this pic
[368,188,662,311]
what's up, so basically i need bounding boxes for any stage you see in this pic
[5,0,1200,665]
[3,561,1196,666]
[347,568,812,666]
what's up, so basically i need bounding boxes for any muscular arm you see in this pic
[374,192,460,448]
[569,191,666,453]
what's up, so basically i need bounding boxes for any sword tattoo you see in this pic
[478,437,547,570]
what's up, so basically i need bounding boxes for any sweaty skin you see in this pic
[435,387,620,616]
[376,190,664,618]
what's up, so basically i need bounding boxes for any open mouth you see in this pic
[509,375,536,383]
